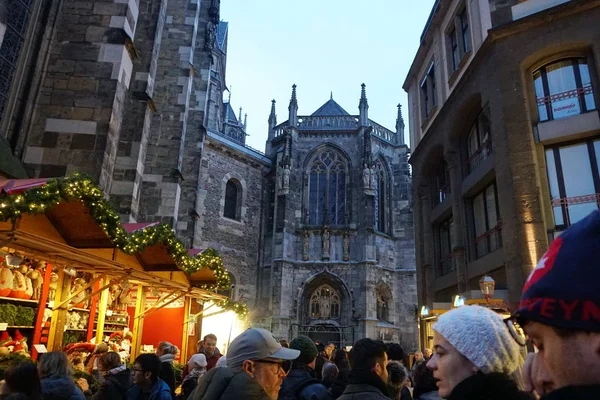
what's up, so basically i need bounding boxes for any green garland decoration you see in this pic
[216,298,249,320]
[0,174,244,313]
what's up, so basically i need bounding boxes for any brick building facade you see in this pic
[0,0,418,348]
[403,0,600,348]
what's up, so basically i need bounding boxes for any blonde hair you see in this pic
[158,341,178,355]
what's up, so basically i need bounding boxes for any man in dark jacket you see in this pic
[127,354,172,400]
[278,335,332,400]
[517,211,600,400]
[191,328,300,400]
[337,338,390,400]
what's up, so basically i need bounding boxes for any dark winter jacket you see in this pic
[40,375,86,400]
[190,367,270,400]
[90,369,132,400]
[158,362,176,397]
[446,373,534,400]
[330,368,349,399]
[126,379,172,400]
[314,356,330,381]
[337,370,391,400]
[541,385,600,400]
[278,365,332,400]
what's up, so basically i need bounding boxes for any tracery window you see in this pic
[309,284,341,319]
[373,163,387,232]
[0,0,34,123]
[308,150,347,225]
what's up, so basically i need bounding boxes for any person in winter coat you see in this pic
[337,338,391,400]
[321,363,338,391]
[2,360,42,400]
[199,334,222,371]
[426,305,533,400]
[313,343,330,381]
[516,211,600,400]
[78,352,132,400]
[37,351,86,400]
[278,335,332,400]
[156,342,178,397]
[179,354,207,400]
[412,362,439,400]
[190,328,299,400]
[330,349,349,398]
[127,354,172,400]
[386,361,412,400]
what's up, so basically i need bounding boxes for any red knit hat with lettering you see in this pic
[515,210,600,332]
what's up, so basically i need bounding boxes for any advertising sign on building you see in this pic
[552,96,580,119]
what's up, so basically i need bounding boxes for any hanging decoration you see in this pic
[215,298,249,320]
[0,174,245,315]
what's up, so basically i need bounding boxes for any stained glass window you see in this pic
[0,0,34,124]
[308,151,347,226]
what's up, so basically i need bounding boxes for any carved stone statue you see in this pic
[369,165,377,190]
[303,231,310,261]
[363,164,370,190]
[343,233,350,261]
[322,228,330,258]
[283,165,290,190]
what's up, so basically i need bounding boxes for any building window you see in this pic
[446,5,472,74]
[376,286,391,323]
[534,58,596,122]
[373,162,387,233]
[472,182,502,259]
[465,108,492,174]
[436,216,454,276]
[432,161,450,207]
[309,284,341,319]
[546,139,600,229]
[224,179,241,220]
[421,62,437,118]
[308,150,347,226]
[0,0,34,124]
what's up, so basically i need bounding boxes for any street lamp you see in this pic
[452,295,465,308]
[420,305,430,317]
[479,275,495,303]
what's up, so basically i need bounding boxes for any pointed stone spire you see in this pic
[396,104,405,145]
[330,91,333,100]
[288,84,298,126]
[268,99,277,125]
[228,86,232,103]
[238,107,242,122]
[359,83,369,126]
[244,113,247,130]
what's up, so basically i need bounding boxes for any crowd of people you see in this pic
[0,210,599,399]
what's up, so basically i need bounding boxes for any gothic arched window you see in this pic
[376,286,391,322]
[309,284,341,319]
[224,179,241,220]
[373,163,387,232]
[308,151,347,226]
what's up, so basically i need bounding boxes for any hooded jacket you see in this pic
[190,367,270,400]
[40,375,86,400]
[91,369,132,400]
[278,364,332,400]
[445,373,533,400]
[126,379,172,400]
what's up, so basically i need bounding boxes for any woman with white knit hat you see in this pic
[426,305,533,400]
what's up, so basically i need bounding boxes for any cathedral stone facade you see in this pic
[1,0,416,349]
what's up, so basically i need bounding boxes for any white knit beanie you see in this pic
[432,305,521,374]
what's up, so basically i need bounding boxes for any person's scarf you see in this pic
[104,365,127,376]
[348,368,391,397]
[159,353,176,363]
[182,367,206,385]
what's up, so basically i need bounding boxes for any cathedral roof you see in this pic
[217,21,228,51]
[311,98,351,117]
[223,102,238,123]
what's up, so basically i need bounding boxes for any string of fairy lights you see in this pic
[0,174,248,318]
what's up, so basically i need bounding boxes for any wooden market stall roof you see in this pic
[0,175,233,301]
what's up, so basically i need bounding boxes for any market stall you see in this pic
[0,175,248,366]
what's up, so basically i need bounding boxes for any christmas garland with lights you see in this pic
[216,298,249,320]
[0,174,241,306]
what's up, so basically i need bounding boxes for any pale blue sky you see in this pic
[220,0,436,151]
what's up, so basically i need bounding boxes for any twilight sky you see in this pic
[220,0,436,151]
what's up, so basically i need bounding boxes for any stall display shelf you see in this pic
[65,328,88,332]
[70,307,90,313]
[98,322,128,327]
[0,296,40,304]
[7,325,35,329]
